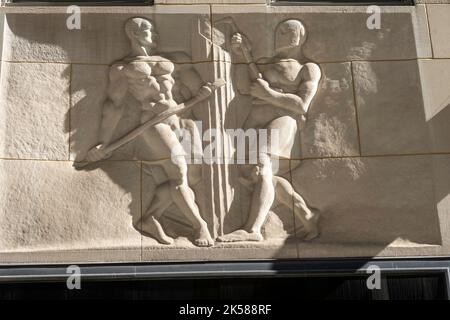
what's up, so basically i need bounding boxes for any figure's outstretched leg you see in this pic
[165,156,214,247]
[217,156,275,242]
[274,176,319,241]
[142,123,214,247]
[140,183,175,245]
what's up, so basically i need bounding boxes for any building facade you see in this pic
[0,0,449,285]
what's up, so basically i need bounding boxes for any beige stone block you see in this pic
[431,155,450,247]
[427,4,450,58]
[353,60,432,155]
[417,0,450,3]
[412,5,434,59]
[2,6,211,64]
[142,240,298,262]
[418,59,450,153]
[0,12,4,61]
[291,156,441,249]
[0,249,141,265]
[301,62,359,158]
[212,6,425,63]
[0,160,141,258]
[295,242,447,259]
[0,62,69,160]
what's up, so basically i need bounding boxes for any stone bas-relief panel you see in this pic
[2,6,211,64]
[0,62,69,160]
[0,7,447,262]
[75,17,321,250]
[0,160,141,253]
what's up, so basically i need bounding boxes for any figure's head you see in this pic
[125,17,158,50]
[274,19,306,54]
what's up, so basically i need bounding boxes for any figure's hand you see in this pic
[146,76,160,91]
[197,85,213,101]
[250,78,273,101]
[231,33,251,57]
[153,99,177,115]
[85,144,111,162]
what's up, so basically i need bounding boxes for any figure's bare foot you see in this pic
[217,230,264,242]
[193,225,214,247]
[301,225,319,241]
[297,212,320,241]
[141,216,174,245]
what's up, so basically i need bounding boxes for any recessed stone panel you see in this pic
[0,62,69,160]
[291,156,441,249]
[353,60,431,156]
[0,160,141,256]
[301,62,359,158]
[3,6,211,64]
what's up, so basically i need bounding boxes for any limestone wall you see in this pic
[0,2,449,264]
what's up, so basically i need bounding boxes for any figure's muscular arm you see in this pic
[233,58,270,95]
[175,65,203,101]
[162,52,203,102]
[99,65,128,146]
[251,63,321,116]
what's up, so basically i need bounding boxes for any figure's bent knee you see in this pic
[167,157,188,186]
[256,153,274,178]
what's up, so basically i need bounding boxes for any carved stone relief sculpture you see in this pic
[216,19,322,243]
[79,17,321,247]
[79,17,224,247]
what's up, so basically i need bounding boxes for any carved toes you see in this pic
[194,237,214,247]
[216,230,263,242]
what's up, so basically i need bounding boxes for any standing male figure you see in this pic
[85,17,214,247]
[218,19,321,242]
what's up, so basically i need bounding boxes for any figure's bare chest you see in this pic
[263,60,303,93]
[123,58,174,80]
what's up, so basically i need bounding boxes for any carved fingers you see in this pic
[198,85,213,100]
[250,78,272,100]
[231,33,251,56]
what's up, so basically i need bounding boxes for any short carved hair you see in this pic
[277,19,307,45]
[125,17,153,40]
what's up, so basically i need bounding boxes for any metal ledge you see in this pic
[5,0,414,7]
[0,258,449,282]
